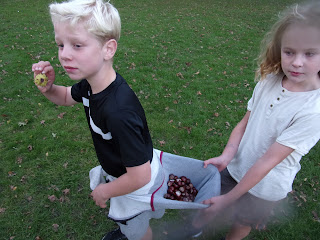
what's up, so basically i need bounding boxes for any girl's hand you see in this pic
[201,194,231,217]
[193,194,232,228]
[203,156,227,172]
[32,61,55,93]
[91,183,109,208]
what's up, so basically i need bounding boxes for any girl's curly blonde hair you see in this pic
[255,1,320,82]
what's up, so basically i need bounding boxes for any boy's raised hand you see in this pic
[32,61,55,93]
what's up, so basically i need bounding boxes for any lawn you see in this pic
[0,0,319,239]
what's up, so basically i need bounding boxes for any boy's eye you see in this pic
[57,44,64,48]
[74,44,82,48]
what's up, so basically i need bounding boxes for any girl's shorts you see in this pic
[221,168,279,230]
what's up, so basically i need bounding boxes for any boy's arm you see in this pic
[204,111,250,171]
[91,161,151,208]
[42,85,77,106]
[32,61,77,106]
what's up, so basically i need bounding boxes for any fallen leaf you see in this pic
[176,72,184,79]
[16,156,23,164]
[20,176,27,183]
[52,224,59,232]
[18,122,26,127]
[48,195,57,202]
[183,126,192,134]
[8,171,16,177]
[63,162,68,169]
[57,112,66,119]
[62,189,70,195]
[312,211,320,222]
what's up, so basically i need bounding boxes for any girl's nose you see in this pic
[292,55,303,68]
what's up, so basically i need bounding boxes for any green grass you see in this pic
[1,0,319,239]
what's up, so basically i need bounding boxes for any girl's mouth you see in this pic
[290,71,302,77]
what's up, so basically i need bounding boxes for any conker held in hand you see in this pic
[34,73,48,87]
[164,174,198,202]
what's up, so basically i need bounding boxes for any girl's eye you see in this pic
[74,44,82,48]
[284,51,293,56]
[306,52,315,57]
[57,44,64,49]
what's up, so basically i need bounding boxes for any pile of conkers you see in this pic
[163,174,198,202]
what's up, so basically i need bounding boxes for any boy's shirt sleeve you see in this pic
[71,80,88,102]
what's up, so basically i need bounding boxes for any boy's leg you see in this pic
[120,209,165,240]
[141,226,152,240]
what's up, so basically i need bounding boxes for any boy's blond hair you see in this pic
[255,1,320,82]
[49,0,121,44]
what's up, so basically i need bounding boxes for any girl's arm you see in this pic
[91,161,152,208]
[32,61,77,106]
[204,111,250,171]
[202,142,294,214]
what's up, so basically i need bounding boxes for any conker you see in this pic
[164,173,198,202]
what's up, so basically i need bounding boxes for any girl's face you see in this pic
[54,22,106,81]
[281,24,320,91]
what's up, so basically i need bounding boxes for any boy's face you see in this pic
[54,21,106,81]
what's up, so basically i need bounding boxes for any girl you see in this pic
[199,1,320,240]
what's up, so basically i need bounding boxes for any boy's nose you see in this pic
[60,47,72,60]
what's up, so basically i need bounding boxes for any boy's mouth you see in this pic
[64,66,77,73]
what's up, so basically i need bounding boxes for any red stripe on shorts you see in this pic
[150,151,164,211]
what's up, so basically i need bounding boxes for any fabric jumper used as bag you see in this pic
[90,149,221,221]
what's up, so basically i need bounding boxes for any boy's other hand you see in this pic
[91,184,109,208]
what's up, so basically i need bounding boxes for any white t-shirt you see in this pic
[227,74,320,201]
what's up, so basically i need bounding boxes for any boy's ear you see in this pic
[102,39,117,60]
